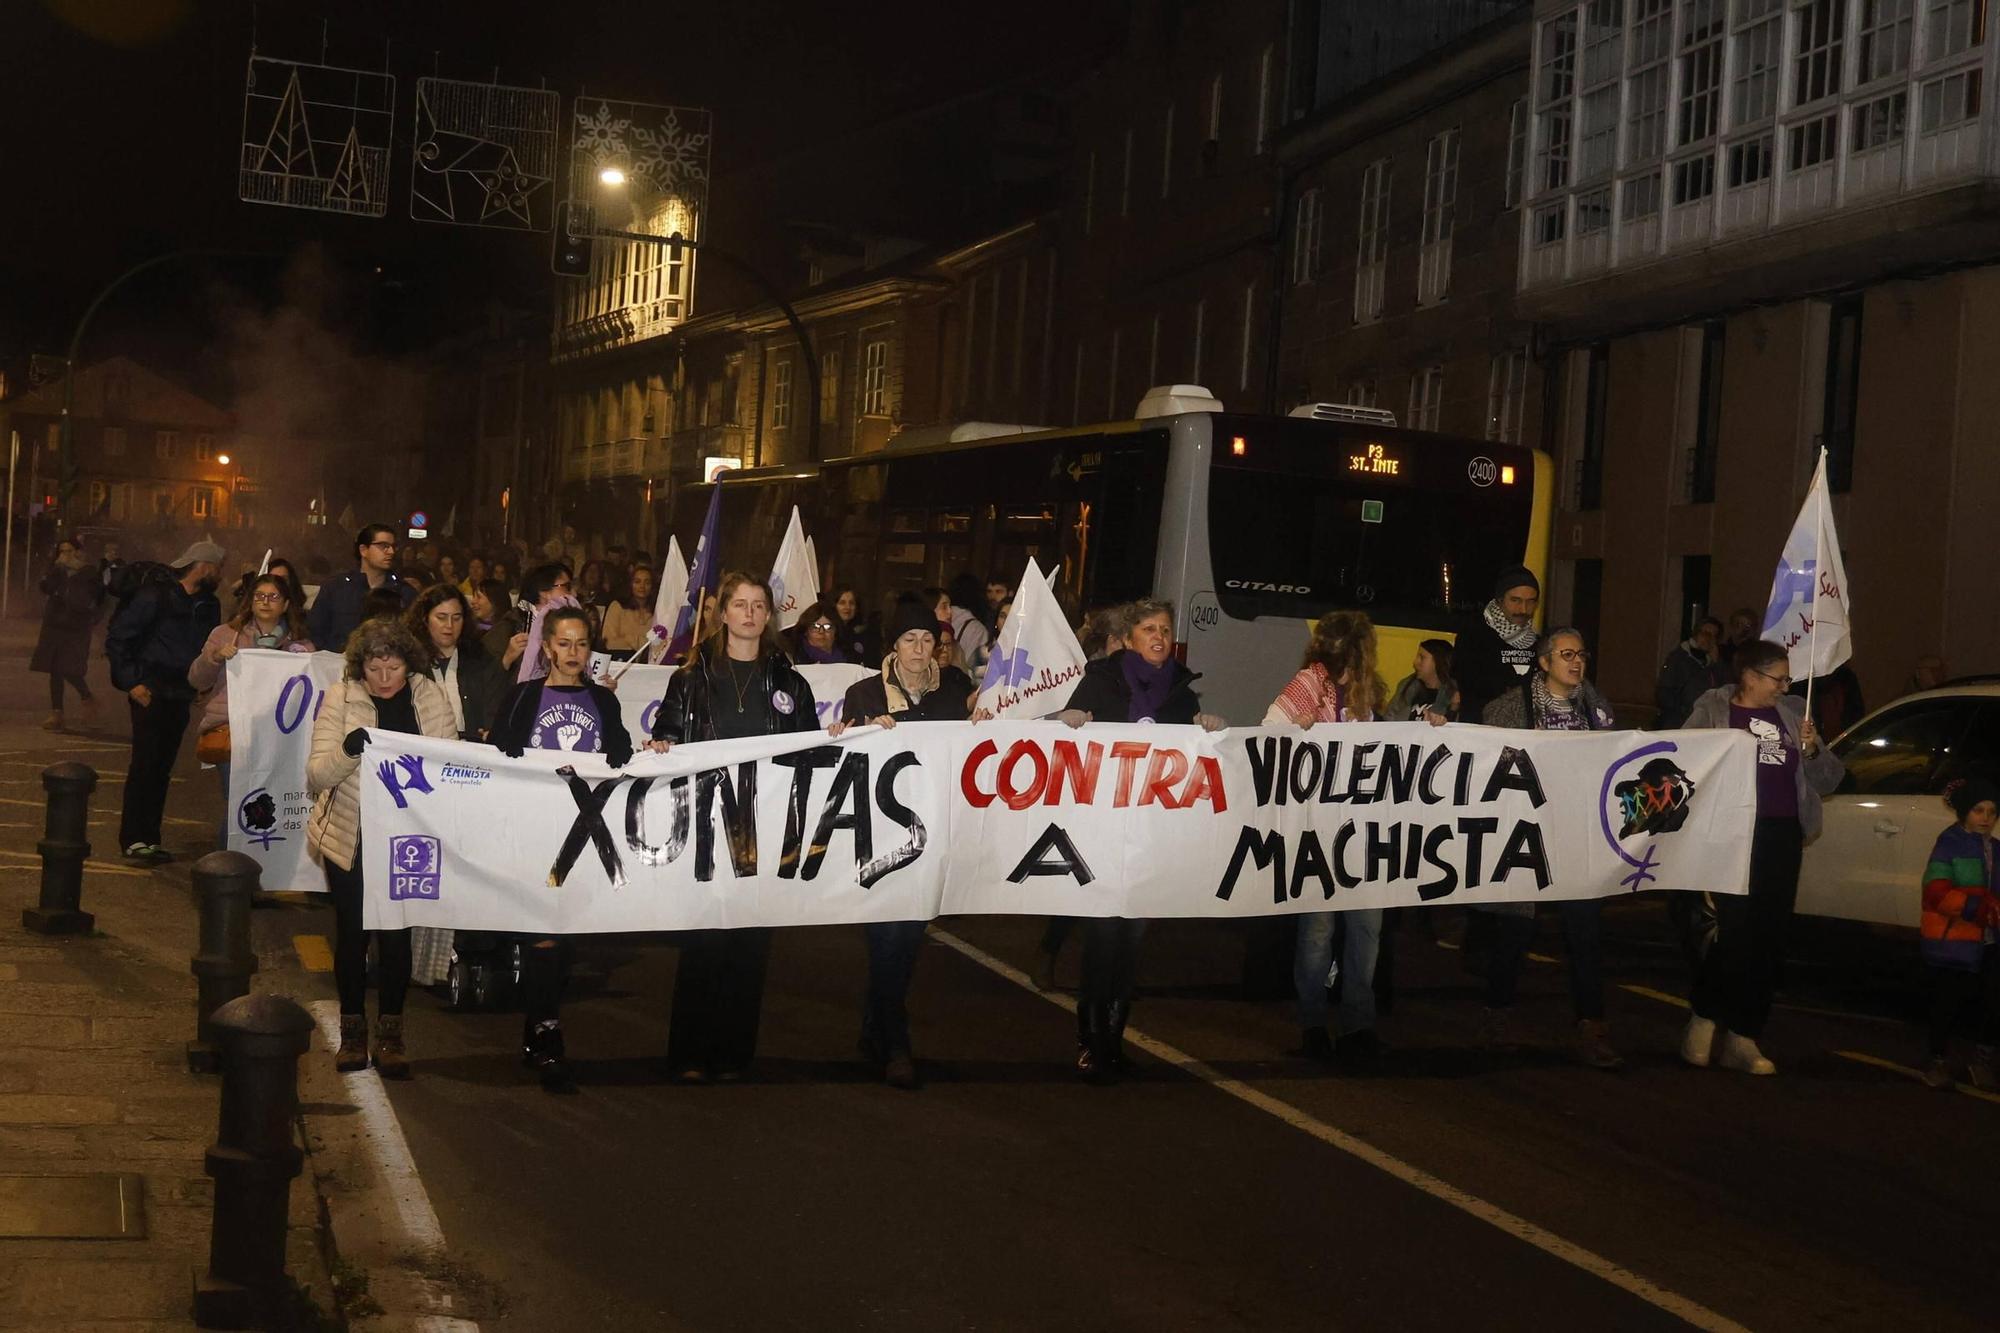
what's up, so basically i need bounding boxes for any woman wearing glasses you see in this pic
[787,601,848,665]
[1680,640,1844,1075]
[1477,628,1623,1069]
[189,573,315,844]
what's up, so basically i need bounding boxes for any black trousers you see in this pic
[1692,816,1803,1039]
[119,695,190,849]
[667,928,772,1074]
[326,851,410,1018]
[1079,918,1148,1007]
[1483,899,1607,1020]
[47,671,90,709]
[1929,952,2000,1055]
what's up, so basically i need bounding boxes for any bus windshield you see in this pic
[1206,415,1537,630]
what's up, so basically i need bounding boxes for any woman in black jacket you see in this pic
[490,606,635,1092]
[649,572,817,1082]
[1059,598,1225,1080]
[831,598,984,1088]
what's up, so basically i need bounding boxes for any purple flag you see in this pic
[666,486,724,659]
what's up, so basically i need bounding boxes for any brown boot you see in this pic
[39,712,62,732]
[335,1015,368,1073]
[372,1015,411,1080]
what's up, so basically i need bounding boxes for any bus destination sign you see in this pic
[1347,442,1402,476]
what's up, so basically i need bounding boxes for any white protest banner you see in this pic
[225,648,346,892]
[1761,448,1852,680]
[227,650,872,892]
[360,721,1756,932]
[769,506,819,630]
[976,556,1086,719]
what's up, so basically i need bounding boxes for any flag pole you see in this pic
[1805,448,1826,727]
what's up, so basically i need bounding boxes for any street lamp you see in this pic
[598,167,626,187]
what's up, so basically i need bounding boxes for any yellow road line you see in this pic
[1620,983,1692,1009]
[293,934,334,972]
[1833,1049,2000,1106]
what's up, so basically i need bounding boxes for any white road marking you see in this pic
[930,927,1751,1333]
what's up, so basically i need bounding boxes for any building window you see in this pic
[1346,379,1379,409]
[1536,13,1578,192]
[1788,111,1840,167]
[194,433,214,461]
[1623,171,1665,218]
[1821,295,1863,492]
[154,489,174,517]
[1627,0,1673,159]
[1578,185,1613,235]
[87,481,109,514]
[1576,342,1609,511]
[807,261,824,287]
[101,426,125,457]
[1793,0,1848,106]
[191,488,213,519]
[861,339,888,416]
[1678,1,1725,145]
[1083,150,1096,235]
[1255,44,1275,150]
[1354,160,1391,323]
[1418,129,1459,306]
[1505,98,1527,208]
[1161,101,1175,198]
[1672,153,1717,204]
[1292,187,1323,285]
[1239,283,1255,391]
[1728,134,1775,185]
[1733,7,1783,123]
[1407,366,1444,432]
[1578,0,1621,181]
[770,359,793,430]
[819,350,841,423]
[155,430,179,459]
[1487,351,1528,443]
[1120,128,1134,217]
[1920,67,1984,129]
[1858,0,1914,84]
[1852,89,1909,148]
[1686,321,1724,503]
[1926,0,1988,59]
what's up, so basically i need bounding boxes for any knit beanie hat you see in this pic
[888,599,939,645]
[1948,776,2000,820]
[1493,565,1540,599]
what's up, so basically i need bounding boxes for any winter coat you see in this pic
[1454,613,1538,728]
[481,604,530,670]
[439,641,508,742]
[1481,675,1616,730]
[30,564,105,680]
[187,623,314,734]
[305,676,457,872]
[1654,642,1726,729]
[599,600,654,654]
[306,569,415,657]
[106,576,220,698]
[841,663,975,724]
[488,678,634,766]
[1387,672,1457,722]
[651,647,819,744]
[1921,825,1997,972]
[1685,685,1846,840]
[1066,649,1204,725]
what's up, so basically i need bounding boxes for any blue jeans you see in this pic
[861,921,927,1056]
[1294,908,1383,1033]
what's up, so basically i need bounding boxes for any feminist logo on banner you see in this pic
[977,558,1087,719]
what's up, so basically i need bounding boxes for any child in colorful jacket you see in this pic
[1920,778,2000,1089]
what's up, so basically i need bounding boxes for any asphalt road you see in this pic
[246,898,1997,1332]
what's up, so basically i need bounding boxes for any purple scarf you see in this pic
[1121,651,1175,722]
[800,641,845,666]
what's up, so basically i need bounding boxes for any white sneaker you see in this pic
[1680,1014,1717,1067]
[1716,1031,1776,1075]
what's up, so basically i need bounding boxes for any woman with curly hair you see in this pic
[305,619,457,1079]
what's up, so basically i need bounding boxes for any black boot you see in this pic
[1102,999,1133,1074]
[1074,1001,1103,1079]
[523,1018,577,1094]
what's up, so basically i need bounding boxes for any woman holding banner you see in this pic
[491,606,636,1093]
[831,598,984,1089]
[189,572,314,844]
[1264,611,1398,1067]
[1060,598,1226,1081]
[1681,640,1845,1075]
[649,572,817,1083]
[1478,628,1625,1070]
[306,620,457,1080]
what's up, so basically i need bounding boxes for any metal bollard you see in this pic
[22,762,97,935]
[187,851,262,1074]
[192,992,314,1330]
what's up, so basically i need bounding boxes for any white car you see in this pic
[1797,681,2000,926]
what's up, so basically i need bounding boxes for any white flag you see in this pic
[256,548,272,576]
[975,556,1089,719]
[1760,449,1851,680]
[769,506,819,630]
[644,535,689,663]
[806,534,819,584]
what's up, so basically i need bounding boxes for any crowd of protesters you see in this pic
[37,518,2000,1100]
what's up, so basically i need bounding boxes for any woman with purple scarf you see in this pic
[1059,598,1226,1080]
[786,600,848,665]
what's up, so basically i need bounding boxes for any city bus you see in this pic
[665,388,1554,723]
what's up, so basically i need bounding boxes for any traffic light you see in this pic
[552,201,593,278]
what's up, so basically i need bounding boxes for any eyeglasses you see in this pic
[250,592,285,604]
[367,541,397,551]
[1551,649,1589,663]
[808,621,835,632]
[1754,668,1794,688]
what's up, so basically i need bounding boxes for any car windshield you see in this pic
[1835,696,1982,795]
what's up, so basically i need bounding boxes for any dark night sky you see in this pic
[2,0,1121,385]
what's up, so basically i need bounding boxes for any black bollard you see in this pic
[23,762,97,935]
[188,851,262,1074]
[192,992,314,1330]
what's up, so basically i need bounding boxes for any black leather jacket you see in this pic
[651,647,819,744]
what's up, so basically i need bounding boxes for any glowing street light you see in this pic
[216,453,231,465]
[598,167,626,187]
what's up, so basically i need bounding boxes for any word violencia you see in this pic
[1217,735,1553,904]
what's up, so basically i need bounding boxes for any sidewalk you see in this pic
[0,613,334,1329]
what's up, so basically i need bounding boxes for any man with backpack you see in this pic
[105,540,224,864]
